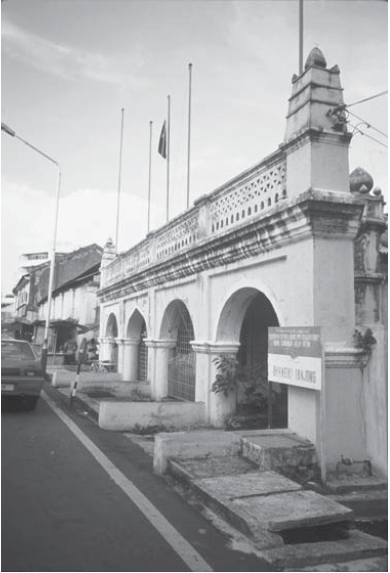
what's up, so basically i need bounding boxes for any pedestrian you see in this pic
[64,337,78,365]
[87,338,98,361]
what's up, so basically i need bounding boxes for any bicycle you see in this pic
[90,360,108,373]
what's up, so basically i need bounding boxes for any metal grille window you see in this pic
[137,322,148,381]
[168,304,196,401]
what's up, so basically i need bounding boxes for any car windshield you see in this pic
[1,341,36,361]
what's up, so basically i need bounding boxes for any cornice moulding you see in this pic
[325,346,368,368]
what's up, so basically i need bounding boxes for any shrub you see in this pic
[211,353,269,410]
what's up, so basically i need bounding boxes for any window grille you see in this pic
[138,322,148,381]
[168,304,196,401]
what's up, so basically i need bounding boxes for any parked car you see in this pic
[1,339,45,410]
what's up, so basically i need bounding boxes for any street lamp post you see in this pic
[2,122,62,373]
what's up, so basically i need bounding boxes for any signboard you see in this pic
[268,327,322,390]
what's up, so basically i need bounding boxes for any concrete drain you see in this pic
[280,521,351,544]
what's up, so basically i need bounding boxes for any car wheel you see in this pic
[24,397,38,411]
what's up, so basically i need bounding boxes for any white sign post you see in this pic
[268,327,322,390]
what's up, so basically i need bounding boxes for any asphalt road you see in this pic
[2,384,272,572]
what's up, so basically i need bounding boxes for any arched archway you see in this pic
[105,313,118,338]
[216,288,287,427]
[126,309,148,381]
[105,313,118,367]
[160,300,196,401]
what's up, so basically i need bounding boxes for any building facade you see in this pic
[98,49,387,478]
[10,244,103,352]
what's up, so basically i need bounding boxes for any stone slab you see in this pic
[153,430,242,474]
[194,470,302,502]
[170,455,258,480]
[260,529,387,569]
[233,489,353,532]
[239,430,313,448]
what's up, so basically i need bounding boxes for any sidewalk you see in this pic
[47,366,156,456]
[47,371,388,572]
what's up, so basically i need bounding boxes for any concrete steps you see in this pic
[169,462,354,545]
[164,429,387,567]
[238,428,319,482]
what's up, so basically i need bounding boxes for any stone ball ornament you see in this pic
[349,167,374,194]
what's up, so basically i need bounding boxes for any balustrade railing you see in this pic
[101,150,287,289]
[155,211,199,261]
[209,158,286,235]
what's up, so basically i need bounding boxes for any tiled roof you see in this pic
[27,243,103,305]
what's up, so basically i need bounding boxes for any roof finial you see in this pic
[305,47,327,70]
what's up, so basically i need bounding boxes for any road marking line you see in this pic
[42,391,213,572]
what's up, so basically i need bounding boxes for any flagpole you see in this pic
[148,120,153,233]
[186,63,192,209]
[299,0,304,74]
[115,108,125,254]
[166,94,171,222]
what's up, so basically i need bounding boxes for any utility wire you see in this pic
[345,90,388,109]
[347,110,388,139]
[351,124,388,149]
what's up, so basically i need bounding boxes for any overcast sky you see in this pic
[1,0,388,294]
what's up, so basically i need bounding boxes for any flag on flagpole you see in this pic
[158,120,167,158]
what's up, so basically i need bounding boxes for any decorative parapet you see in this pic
[208,156,286,236]
[123,238,151,274]
[99,47,359,295]
[100,150,287,290]
[155,210,199,260]
[98,189,364,303]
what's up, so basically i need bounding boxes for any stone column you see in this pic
[145,339,176,400]
[122,338,140,382]
[115,338,124,375]
[98,337,110,361]
[191,341,240,426]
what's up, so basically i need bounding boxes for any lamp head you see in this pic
[1,123,15,137]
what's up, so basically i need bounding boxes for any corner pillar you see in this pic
[98,337,110,361]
